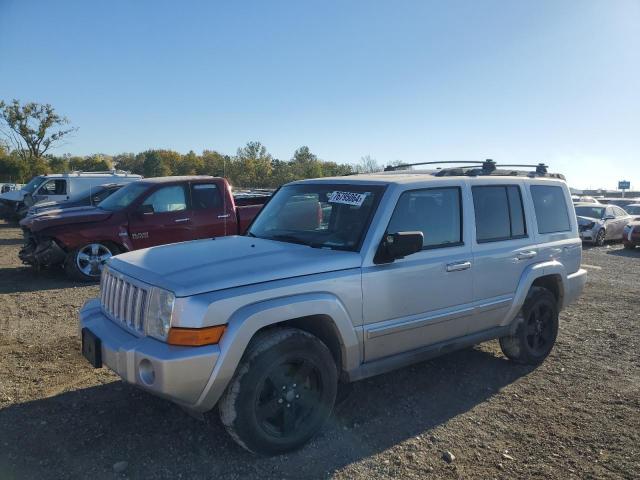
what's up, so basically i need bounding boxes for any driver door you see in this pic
[33,179,68,203]
[362,184,474,362]
[128,184,194,249]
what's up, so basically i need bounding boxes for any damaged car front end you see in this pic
[19,231,67,269]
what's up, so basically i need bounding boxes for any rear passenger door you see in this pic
[609,206,630,239]
[362,183,474,362]
[469,183,535,334]
[188,182,239,238]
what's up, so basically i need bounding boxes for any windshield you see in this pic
[22,176,46,193]
[98,182,148,211]
[248,183,386,251]
[575,206,605,219]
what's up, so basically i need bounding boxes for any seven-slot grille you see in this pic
[100,270,148,334]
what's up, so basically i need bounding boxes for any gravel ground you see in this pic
[0,221,638,479]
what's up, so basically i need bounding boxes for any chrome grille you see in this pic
[100,269,148,334]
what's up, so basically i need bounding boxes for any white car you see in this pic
[575,203,634,245]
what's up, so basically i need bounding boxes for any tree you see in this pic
[291,146,323,179]
[356,155,382,173]
[0,99,77,176]
[235,141,273,187]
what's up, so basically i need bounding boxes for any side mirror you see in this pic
[604,214,615,220]
[92,196,102,205]
[375,231,424,264]
[138,204,154,215]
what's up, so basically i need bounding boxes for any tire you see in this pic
[64,242,118,282]
[595,229,606,246]
[499,287,559,365]
[219,328,338,455]
[623,242,635,250]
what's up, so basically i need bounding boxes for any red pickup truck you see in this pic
[19,176,270,281]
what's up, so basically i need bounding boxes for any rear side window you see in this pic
[387,187,462,249]
[473,185,526,242]
[530,185,571,234]
[191,183,222,210]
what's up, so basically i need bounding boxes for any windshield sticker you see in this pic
[328,191,368,207]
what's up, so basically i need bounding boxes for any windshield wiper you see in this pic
[267,234,310,246]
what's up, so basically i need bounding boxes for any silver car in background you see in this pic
[575,203,633,246]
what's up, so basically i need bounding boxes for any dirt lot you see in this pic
[0,222,638,480]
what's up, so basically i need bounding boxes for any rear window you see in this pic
[472,185,526,243]
[530,185,571,234]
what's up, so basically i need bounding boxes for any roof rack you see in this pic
[63,169,134,176]
[384,159,563,180]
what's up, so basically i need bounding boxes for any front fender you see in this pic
[193,292,359,412]
[502,260,568,328]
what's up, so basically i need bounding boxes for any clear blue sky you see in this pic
[1,0,638,189]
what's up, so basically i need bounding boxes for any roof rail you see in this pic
[385,159,561,179]
[63,169,134,176]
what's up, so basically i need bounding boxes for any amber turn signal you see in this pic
[167,325,226,346]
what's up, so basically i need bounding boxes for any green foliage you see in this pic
[1,140,361,187]
[0,99,77,178]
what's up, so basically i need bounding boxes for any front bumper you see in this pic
[79,299,220,408]
[564,268,588,309]
[19,237,66,267]
[578,227,597,242]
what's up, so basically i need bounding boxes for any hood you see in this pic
[20,206,113,231]
[0,189,25,202]
[109,236,362,297]
[576,215,602,225]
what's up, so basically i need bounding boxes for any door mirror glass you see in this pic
[375,231,423,263]
[604,214,615,220]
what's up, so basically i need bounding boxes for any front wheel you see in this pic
[219,328,338,455]
[64,242,117,282]
[499,287,559,365]
[595,229,606,246]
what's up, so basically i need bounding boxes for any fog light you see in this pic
[138,359,155,385]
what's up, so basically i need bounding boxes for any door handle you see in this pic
[515,250,537,260]
[217,214,231,219]
[174,218,190,223]
[446,261,472,272]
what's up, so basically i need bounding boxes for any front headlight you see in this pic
[145,287,176,340]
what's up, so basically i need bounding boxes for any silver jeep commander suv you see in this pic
[79,160,587,455]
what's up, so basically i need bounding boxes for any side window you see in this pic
[39,179,67,195]
[614,206,627,217]
[387,187,462,249]
[530,185,571,234]
[191,184,222,210]
[472,185,526,242]
[142,185,187,213]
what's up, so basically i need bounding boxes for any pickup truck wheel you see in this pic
[64,242,118,282]
[219,328,338,455]
[499,287,558,365]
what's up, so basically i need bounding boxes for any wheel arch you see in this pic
[194,293,360,412]
[503,260,569,329]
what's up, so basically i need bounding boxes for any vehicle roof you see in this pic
[292,171,567,187]
[574,202,605,207]
[138,176,218,184]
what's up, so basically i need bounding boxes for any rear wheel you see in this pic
[595,229,606,246]
[499,287,559,365]
[64,242,117,282]
[219,328,338,455]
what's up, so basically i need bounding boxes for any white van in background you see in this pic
[0,170,142,221]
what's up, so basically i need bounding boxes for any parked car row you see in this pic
[78,161,588,454]
[574,201,640,247]
[19,176,270,281]
[0,170,142,221]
